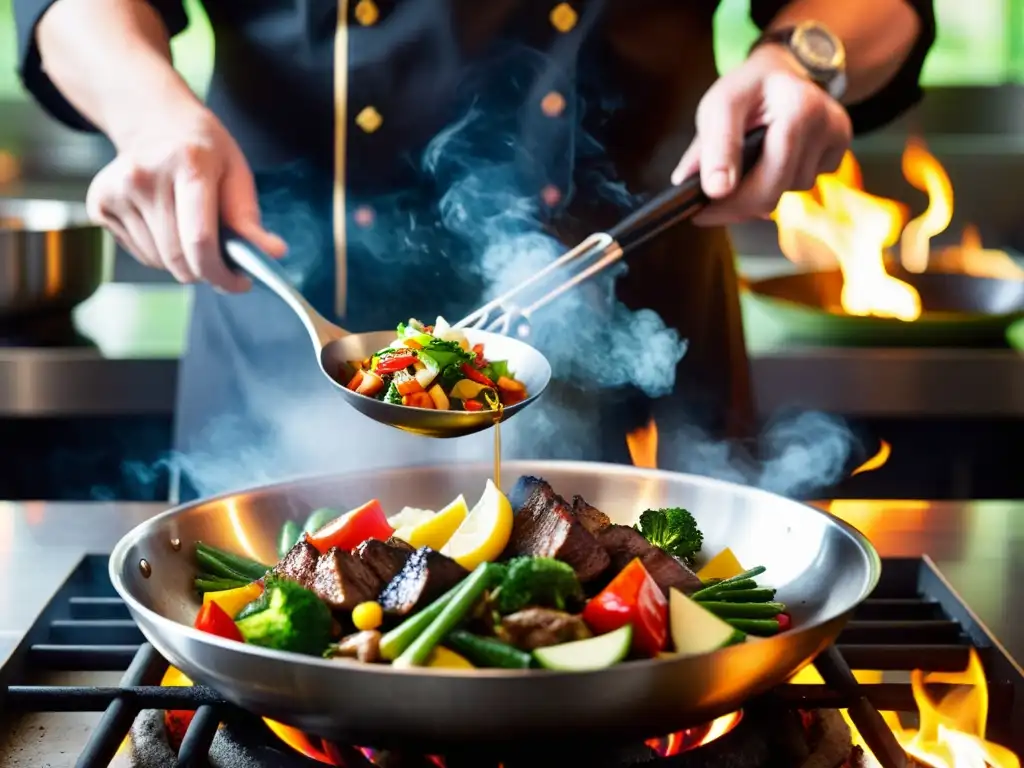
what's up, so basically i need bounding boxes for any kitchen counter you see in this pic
[3,278,1024,419]
[1,498,1022,677]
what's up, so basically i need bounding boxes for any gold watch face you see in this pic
[793,22,845,71]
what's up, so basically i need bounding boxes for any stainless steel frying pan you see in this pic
[109,461,879,749]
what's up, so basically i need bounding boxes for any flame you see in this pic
[791,651,1020,768]
[851,440,891,476]
[773,155,921,321]
[900,138,954,274]
[931,225,1024,280]
[626,418,658,469]
[645,712,744,756]
[263,718,337,765]
[772,135,1023,321]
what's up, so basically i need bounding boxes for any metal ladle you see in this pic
[219,127,766,439]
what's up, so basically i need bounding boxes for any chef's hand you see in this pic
[86,104,286,292]
[671,44,853,227]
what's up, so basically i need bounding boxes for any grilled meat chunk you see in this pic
[357,539,414,584]
[596,525,703,595]
[385,536,416,552]
[312,547,384,611]
[506,477,610,583]
[273,539,319,589]
[326,630,381,663]
[571,495,611,535]
[378,547,468,618]
[498,608,592,651]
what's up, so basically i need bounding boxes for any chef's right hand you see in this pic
[86,105,287,292]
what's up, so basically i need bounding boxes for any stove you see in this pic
[1,556,1021,768]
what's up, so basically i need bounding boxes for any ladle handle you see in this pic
[606,126,767,252]
[220,228,344,348]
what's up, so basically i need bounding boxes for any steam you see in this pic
[105,47,859,504]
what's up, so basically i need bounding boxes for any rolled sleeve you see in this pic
[13,0,190,132]
[749,0,937,135]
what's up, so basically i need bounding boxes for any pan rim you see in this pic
[109,460,881,680]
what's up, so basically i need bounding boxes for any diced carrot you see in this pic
[405,339,423,350]
[396,377,424,395]
[463,400,484,411]
[496,376,525,393]
[347,369,365,391]
[500,390,525,406]
[403,391,435,409]
[356,371,385,397]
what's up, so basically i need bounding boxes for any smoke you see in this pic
[105,44,859,504]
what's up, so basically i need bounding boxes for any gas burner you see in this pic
[0,310,96,348]
[1,556,1021,768]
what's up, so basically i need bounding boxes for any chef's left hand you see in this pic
[672,44,853,227]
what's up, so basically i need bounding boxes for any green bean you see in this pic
[698,601,786,619]
[446,631,533,669]
[194,548,253,583]
[697,588,776,603]
[194,576,246,594]
[303,508,341,536]
[195,542,269,581]
[691,567,767,600]
[725,618,780,636]
[278,521,303,558]
[379,586,460,661]
[393,564,497,668]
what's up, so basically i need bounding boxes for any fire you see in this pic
[772,135,1021,321]
[263,718,337,764]
[851,440,891,476]
[646,711,744,756]
[626,418,658,469]
[900,138,954,274]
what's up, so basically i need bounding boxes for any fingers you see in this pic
[220,147,287,265]
[691,78,758,200]
[670,138,701,187]
[693,74,852,227]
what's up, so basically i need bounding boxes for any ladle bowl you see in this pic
[220,232,552,438]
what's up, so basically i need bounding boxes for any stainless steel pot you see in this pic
[110,461,880,749]
[0,197,111,320]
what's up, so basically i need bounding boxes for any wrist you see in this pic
[102,63,207,151]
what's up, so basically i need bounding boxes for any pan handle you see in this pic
[220,228,347,347]
[606,126,767,253]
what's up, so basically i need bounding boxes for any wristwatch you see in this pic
[751,21,848,101]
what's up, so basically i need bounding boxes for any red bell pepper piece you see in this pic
[376,354,417,374]
[460,363,496,388]
[776,612,792,632]
[582,558,667,657]
[306,499,394,554]
[194,601,244,642]
[472,344,487,366]
[463,399,484,411]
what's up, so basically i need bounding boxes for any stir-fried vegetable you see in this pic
[203,582,264,619]
[193,542,271,594]
[634,507,703,564]
[306,500,393,554]
[445,630,533,669]
[234,579,332,655]
[495,557,583,614]
[582,558,667,658]
[346,317,528,411]
[194,600,244,642]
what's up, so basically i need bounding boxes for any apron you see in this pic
[172,0,753,502]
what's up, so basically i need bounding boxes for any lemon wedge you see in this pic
[697,547,746,582]
[442,479,513,570]
[389,506,435,543]
[426,646,475,669]
[404,495,469,550]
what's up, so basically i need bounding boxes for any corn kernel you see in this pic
[352,601,383,631]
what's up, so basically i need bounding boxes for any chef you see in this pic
[15,0,933,500]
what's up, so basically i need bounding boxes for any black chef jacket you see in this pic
[15,0,935,493]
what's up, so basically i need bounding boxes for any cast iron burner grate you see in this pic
[1,556,1021,768]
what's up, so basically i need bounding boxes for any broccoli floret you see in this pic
[495,557,583,614]
[383,381,403,404]
[234,579,332,656]
[634,507,703,563]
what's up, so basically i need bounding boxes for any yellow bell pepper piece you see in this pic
[426,646,475,669]
[202,581,264,619]
[697,547,746,582]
